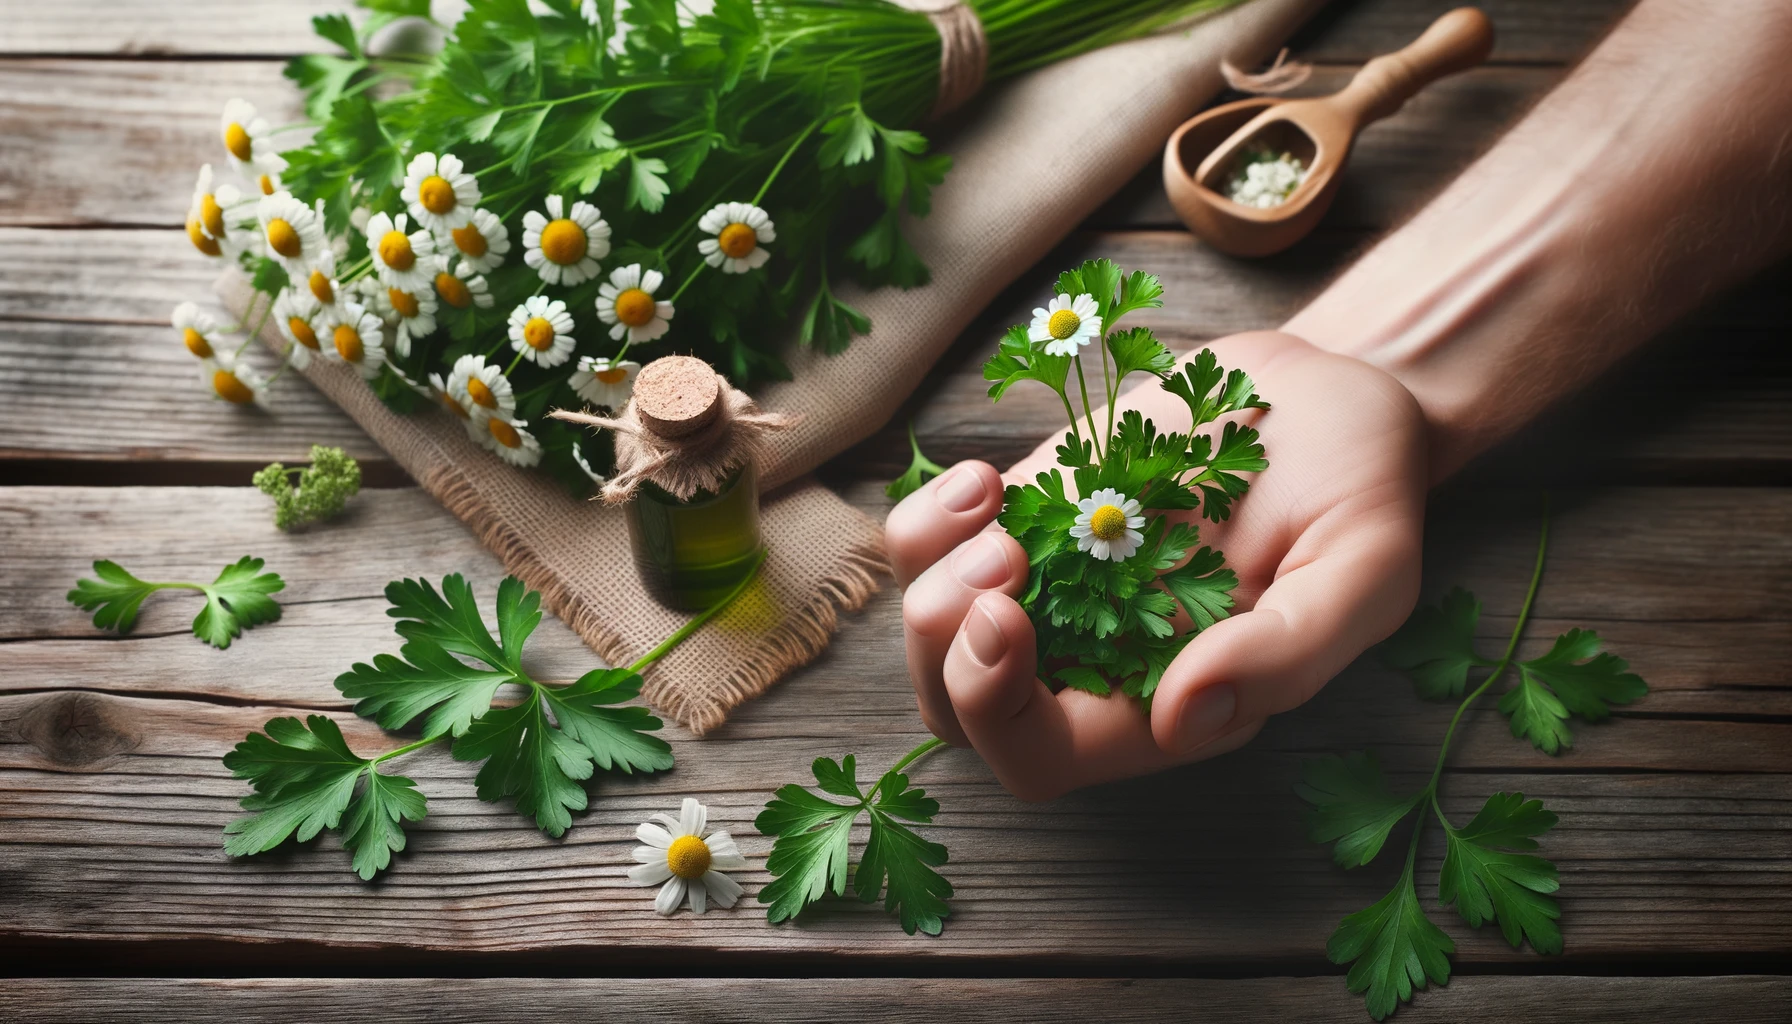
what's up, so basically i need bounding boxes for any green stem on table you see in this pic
[866,737,950,801]
[1073,358,1103,463]
[627,546,769,675]
[370,734,440,766]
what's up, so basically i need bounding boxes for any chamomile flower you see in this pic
[186,164,253,258]
[379,284,439,358]
[202,352,266,406]
[250,167,282,197]
[272,288,323,369]
[318,302,387,379]
[630,798,747,916]
[440,207,508,274]
[257,191,326,277]
[522,194,610,286]
[433,259,493,310]
[1028,292,1102,357]
[507,295,576,368]
[479,415,542,467]
[172,301,228,360]
[219,98,287,181]
[366,211,439,293]
[697,202,775,274]
[1070,487,1146,562]
[400,152,480,234]
[426,371,484,439]
[446,353,515,421]
[572,440,606,485]
[595,264,673,344]
[569,356,640,410]
[303,249,343,310]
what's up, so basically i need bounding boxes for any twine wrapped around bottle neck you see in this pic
[895,0,988,119]
[549,357,797,506]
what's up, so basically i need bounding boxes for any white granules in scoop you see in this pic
[1226,147,1309,209]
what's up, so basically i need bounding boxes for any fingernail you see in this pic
[1177,685,1238,752]
[936,467,987,513]
[951,534,1011,589]
[964,601,1007,667]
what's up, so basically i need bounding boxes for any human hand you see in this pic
[887,331,1428,800]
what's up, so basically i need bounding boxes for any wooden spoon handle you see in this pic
[1335,7,1494,125]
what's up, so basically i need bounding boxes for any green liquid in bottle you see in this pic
[626,462,763,611]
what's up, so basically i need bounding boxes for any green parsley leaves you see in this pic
[68,556,284,648]
[252,445,362,530]
[885,419,948,501]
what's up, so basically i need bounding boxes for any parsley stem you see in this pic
[752,120,819,206]
[887,736,947,778]
[1073,359,1103,462]
[1056,387,1083,448]
[627,546,769,675]
[371,734,440,765]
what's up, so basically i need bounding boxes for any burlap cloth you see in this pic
[221,0,1323,735]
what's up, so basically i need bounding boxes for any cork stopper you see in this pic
[632,355,723,439]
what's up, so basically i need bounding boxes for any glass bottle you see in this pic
[626,462,762,611]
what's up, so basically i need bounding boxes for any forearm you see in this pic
[1283,0,1792,481]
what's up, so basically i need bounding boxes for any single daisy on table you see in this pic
[1028,292,1103,357]
[595,264,674,344]
[202,352,266,407]
[257,191,326,277]
[572,440,606,485]
[379,284,439,358]
[318,302,387,380]
[1070,487,1146,562]
[186,164,253,258]
[507,295,576,368]
[697,202,775,274]
[219,98,287,182]
[446,207,511,274]
[172,301,229,361]
[630,798,747,916]
[272,288,324,369]
[400,151,480,234]
[446,353,515,421]
[569,356,639,410]
[522,194,610,286]
[366,211,439,293]
[433,259,494,310]
[478,414,542,467]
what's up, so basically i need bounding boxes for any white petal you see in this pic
[746,247,770,269]
[680,798,705,838]
[641,268,663,293]
[1026,325,1051,342]
[637,822,672,848]
[631,845,663,864]
[687,877,708,915]
[654,877,685,915]
[523,211,546,231]
[629,861,673,886]
[702,869,743,907]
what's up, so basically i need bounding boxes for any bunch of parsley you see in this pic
[983,259,1268,703]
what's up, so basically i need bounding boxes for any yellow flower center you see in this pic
[1047,308,1081,340]
[308,269,335,305]
[717,222,758,260]
[333,323,364,363]
[199,194,225,239]
[378,229,415,271]
[465,376,498,409]
[538,218,587,265]
[182,327,213,359]
[522,316,556,351]
[435,270,472,309]
[224,122,253,163]
[487,417,522,449]
[666,835,711,880]
[451,223,487,258]
[418,174,457,215]
[387,287,420,319]
[288,317,319,350]
[1089,504,1128,541]
[613,288,656,327]
[595,366,629,385]
[212,368,254,404]
[266,217,302,259]
[258,174,276,196]
[187,218,222,256]
[439,390,469,419]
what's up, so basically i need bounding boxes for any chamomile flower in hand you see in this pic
[596,264,673,344]
[433,259,494,310]
[569,356,639,410]
[1028,292,1102,356]
[1070,487,1146,562]
[379,284,439,358]
[523,194,610,286]
[507,296,576,368]
[446,207,510,274]
[630,798,747,916]
[319,302,387,379]
[697,202,774,274]
[172,301,229,360]
[400,152,479,234]
[202,352,266,406]
[478,415,542,467]
[446,353,515,421]
[366,211,439,293]
[272,288,323,369]
[257,191,326,277]
[219,98,287,181]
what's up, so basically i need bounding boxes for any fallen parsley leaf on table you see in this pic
[885,419,949,501]
[67,556,283,648]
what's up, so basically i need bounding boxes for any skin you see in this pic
[888,0,1792,801]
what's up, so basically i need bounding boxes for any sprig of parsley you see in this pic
[756,738,951,935]
[67,556,284,648]
[1301,505,1647,1019]
[885,419,948,501]
[252,444,363,531]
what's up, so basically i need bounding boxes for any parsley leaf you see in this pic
[1297,751,1421,869]
[984,323,1070,402]
[67,556,284,649]
[1327,868,1455,1021]
[1438,792,1561,954]
[1382,587,1488,699]
[1502,628,1647,752]
[885,419,948,501]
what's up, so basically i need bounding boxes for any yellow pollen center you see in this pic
[465,376,497,409]
[434,271,471,308]
[522,317,556,350]
[538,218,587,265]
[717,222,758,260]
[199,194,225,239]
[266,217,302,259]
[613,288,655,327]
[487,417,521,448]
[595,367,629,384]
[308,269,334,305]
[1089,504,1127,540]
[439,391,469,419]
[333,324,364,363]
[418,175,457,215]
[258,174,275,196]
[287,317,319,349]
[224,122,253,163]
[666,835,711,880]
[182,327,213,359]
[213,369,254,404]
[187,218,222,256]
[378,229,415,271]
[387,287,420,319]
[451,223,487,258]
[1047,308,1081,340]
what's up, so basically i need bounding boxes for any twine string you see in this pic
[894,0,989,118]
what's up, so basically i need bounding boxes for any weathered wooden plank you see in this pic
[6,976,1791,1024]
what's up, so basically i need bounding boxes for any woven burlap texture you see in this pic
[220,0,1321,736]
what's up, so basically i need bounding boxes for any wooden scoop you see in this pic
[1164,7,1494,257]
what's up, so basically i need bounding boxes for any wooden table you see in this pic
[3,2,1788,1020]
